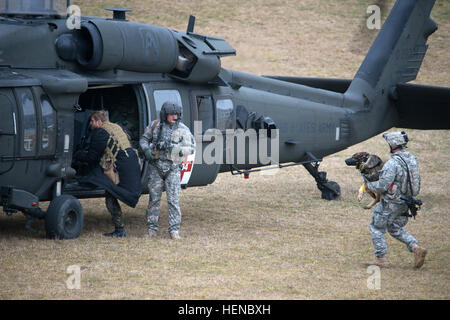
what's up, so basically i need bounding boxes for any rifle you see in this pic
[400,195,422,219]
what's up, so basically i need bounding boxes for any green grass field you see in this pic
[0,0,449,299]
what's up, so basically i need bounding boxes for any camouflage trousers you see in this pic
[370,200,418,258]
[105,193,124,228]
[146,164,181,234]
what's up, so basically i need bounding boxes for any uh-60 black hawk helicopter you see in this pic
[0,0,448,239]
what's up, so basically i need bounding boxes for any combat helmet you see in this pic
[383,131,408,152]
[160,102,182,123]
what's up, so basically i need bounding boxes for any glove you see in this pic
[144,149,156,160]
[156,141,169,151]
[73,149,86,160]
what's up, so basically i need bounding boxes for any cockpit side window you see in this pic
[40,94,57,154]
[16,88,37,154]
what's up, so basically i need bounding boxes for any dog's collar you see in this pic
[358,163,365,171]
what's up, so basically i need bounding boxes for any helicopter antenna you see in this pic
[187,15,195,33]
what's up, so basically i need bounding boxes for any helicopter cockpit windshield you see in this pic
[0,0,68,17]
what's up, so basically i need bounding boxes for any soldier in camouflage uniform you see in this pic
[139,102,195,240]
[366,131,427,268]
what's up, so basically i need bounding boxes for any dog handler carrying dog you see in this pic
[365,131,427,269]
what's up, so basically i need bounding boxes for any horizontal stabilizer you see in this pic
[393,83,450,130]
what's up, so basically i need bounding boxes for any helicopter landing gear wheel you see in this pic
[320,181,341,201]
[45,195,83,239]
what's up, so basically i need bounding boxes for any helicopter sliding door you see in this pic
[142,82,219,189]
[141,85,194,190]
[185,90,222,187]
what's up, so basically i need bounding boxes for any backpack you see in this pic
[393,154,420,197]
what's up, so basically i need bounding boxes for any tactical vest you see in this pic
[101,121,133,163]
[154,121,177,162]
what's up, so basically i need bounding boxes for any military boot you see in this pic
[366,257,388,268]
[412,245,427,269]
[146,230,158,238]
[103,227,127,238]
[170,232,181,240]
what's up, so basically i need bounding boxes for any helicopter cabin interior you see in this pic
[65,84,145,194]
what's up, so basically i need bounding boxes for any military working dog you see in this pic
[345,152,384,209]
